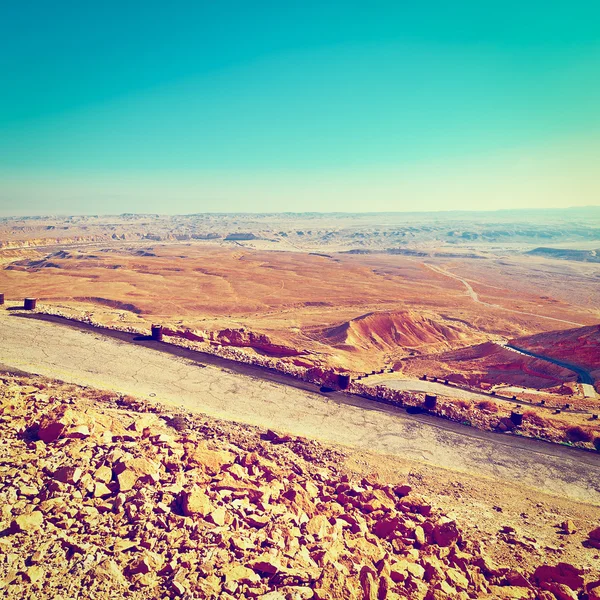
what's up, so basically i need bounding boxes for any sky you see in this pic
[1,1,600,215]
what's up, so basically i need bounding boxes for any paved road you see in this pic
[1,309,599,504]
[365,377,505,404]
[365,374,594,415]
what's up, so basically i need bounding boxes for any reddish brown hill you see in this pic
[322,311,473,353]
[514,324,600,386]
[402,342,578,392]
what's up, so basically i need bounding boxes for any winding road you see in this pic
[1,308,599,504]
[501,343,597,398]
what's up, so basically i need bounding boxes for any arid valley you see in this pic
[1,209,600,599]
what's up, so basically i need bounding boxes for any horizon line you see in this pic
[2,205,600,220]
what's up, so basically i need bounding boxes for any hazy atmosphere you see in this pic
[2,1,600,214]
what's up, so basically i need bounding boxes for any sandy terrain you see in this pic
[1,241,597,372]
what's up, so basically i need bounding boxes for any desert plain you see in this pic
[1,208,600,599]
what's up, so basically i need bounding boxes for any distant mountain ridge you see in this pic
[527,247,600,263]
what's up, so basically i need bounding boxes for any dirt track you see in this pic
[424,262,585,327]
[1,308,599,504]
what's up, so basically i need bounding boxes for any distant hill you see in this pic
[322,310,472,352]
[400,323,600,393]
[224,232,259,241]
[527,247,600,263]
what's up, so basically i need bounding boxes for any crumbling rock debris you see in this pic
[0,374,596,599]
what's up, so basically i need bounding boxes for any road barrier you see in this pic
[338,373,351,390]
[510,411,523,426]
[424,394,437,410]
[24,298,37,310]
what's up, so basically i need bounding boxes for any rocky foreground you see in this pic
[0,375,599,599]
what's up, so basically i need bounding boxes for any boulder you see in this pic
[389,561,409,583]
[11,511,44,533]
[393,484,412,497]
[541,582,578,600]
[250,555,286,576]
[184,442,235,474]
[533,563,584,591]
[116,469,138,492]
[305,514,332,539]
[92,559,127,587]
[207,507,227,527]
[66,425,90,439]
[94,465,113,484]
[560,520,576,534]
[53,466,82,485]
[180,487,213,517]
[587,526,600,549]
[373,517,400,539]
[37,422,65,444]
[93,482,112,498]
[224,564,261,584]
[414,525,426,545]
[24,565,44,584]
[446,567,468,590]
[407,562,426,580]
[433,521,460,547]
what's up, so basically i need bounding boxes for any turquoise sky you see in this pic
[1,1,600,214]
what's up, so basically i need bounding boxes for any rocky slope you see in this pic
[1,375,599,599]
[163,326,305,358]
